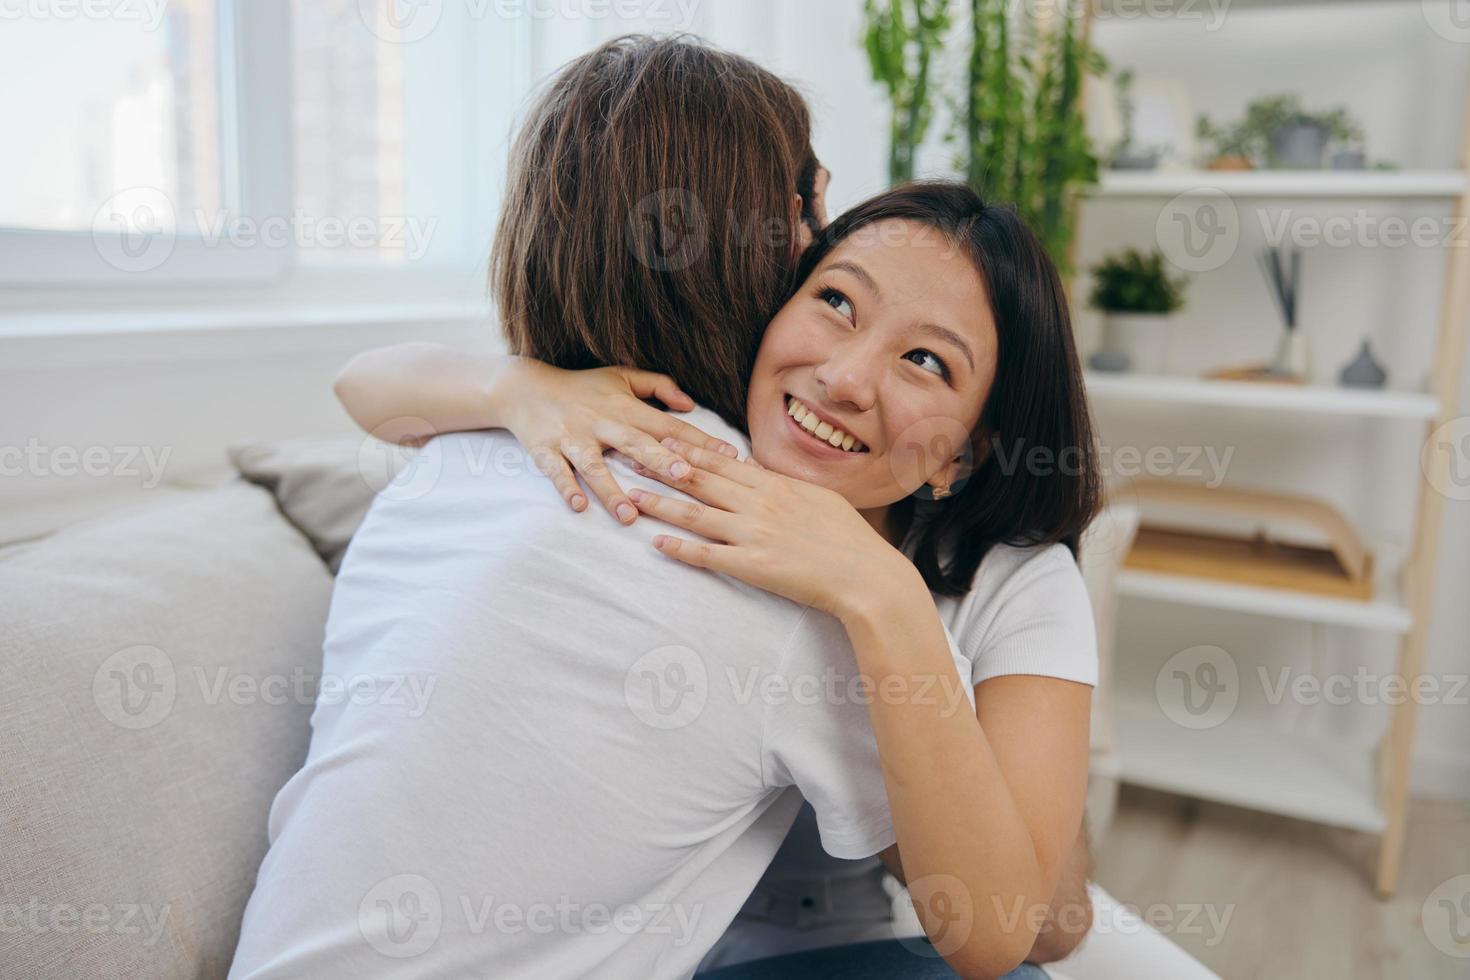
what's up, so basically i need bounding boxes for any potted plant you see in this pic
[1244,94,1362,169]
[1198,96,1366,170]
[1322,108,1367,169]
[1196,114,1257,170]
[1087,248,1188,374]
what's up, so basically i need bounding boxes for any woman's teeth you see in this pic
[786,397,866,453]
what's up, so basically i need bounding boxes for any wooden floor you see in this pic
[1094,786,1470,979]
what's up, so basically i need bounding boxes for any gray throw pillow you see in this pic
[230,436,404,573]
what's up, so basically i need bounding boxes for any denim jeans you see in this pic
[695,938,1050,979]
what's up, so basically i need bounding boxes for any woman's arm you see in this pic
[844,588,1091,978]
[333,343,738,521]
[880,815,1094,965]
[624,441,1091,979]
[334,342,524,446]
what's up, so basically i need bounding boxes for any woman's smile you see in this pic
[782,395,869,455]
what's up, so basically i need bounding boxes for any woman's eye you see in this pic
[904,349,948,379]
[820,289,854,321]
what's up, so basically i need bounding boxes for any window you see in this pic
[290,0,408,264]
[0,0,521,299]
[0,1,222,234]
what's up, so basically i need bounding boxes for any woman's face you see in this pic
[746,219,999,511]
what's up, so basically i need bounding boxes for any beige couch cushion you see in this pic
[230,436,399,573]
[0,481,334,979]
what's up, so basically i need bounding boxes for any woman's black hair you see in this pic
[792,181,1102,596]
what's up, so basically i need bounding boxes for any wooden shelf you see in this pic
[1088,170,1469,200]
[1085,371,1441,421]
[1118,568,1413,633]
[1115,695,1386,834]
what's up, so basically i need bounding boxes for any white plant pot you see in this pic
[1101,313,1171,374]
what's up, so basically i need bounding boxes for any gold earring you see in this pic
[931,481,952,500]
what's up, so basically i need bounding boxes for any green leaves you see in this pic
[863,0,1102,274]
[1088,248,1189,314]
[981,1,1101,275]
[863,0,953,184]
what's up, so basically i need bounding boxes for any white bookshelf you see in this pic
[1090,169,1469,200]
[1113,695,1386,834]
[1076,4,1470,897]
[1085,371,1441,421]
[1117,569,1414,634]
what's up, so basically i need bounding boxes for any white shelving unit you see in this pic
[1117,568,1413,634]
[1075,4,1470,897]
[1085,371,1441,421]
[1113,695,1387,835]
[1090,169,1469,200]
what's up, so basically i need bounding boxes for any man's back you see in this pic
[229,412,902,979]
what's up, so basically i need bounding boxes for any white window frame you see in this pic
[0,0,292,288]
[0,0,530,320]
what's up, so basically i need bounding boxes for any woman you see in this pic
[335,37,1099,979]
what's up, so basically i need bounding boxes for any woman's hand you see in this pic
[625,438,921,623]
[495,361,740,524]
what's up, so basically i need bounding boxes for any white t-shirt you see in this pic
[228,408,978,980]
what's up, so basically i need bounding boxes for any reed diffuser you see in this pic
[1258,244,1307,378]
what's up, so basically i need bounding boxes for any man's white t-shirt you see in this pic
[228,408,981,980]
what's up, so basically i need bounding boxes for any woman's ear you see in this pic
[926,430,991,497]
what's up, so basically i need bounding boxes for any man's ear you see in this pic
[793,194,813,250]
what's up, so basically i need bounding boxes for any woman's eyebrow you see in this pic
[916,322,976,372]
[825,260,879,296]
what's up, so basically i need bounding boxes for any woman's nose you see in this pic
[813,340,880,412]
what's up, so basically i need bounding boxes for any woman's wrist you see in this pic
[483,356,538,433]
[836,552,930,636]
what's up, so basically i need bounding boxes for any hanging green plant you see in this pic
[863,0,953,185]
[962,0,1104,276]
[862,0,1103,275]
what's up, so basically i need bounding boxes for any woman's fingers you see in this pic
[659,438,765,488]
[629,459,749,512]
[593,418,693,482]
[635,405,741,459]
[528,445,588,513]
[617,367,695,412]
[649,533,739,575]
[560,439,638,524]
[627,488,739,542]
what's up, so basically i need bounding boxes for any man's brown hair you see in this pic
[492,35,817,430]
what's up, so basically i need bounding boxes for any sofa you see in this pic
[0,435,1217,979]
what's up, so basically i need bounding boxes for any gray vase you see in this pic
[1339,338,1387,389]
[1111,149,1160,171]
[1269,122,1330,168]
